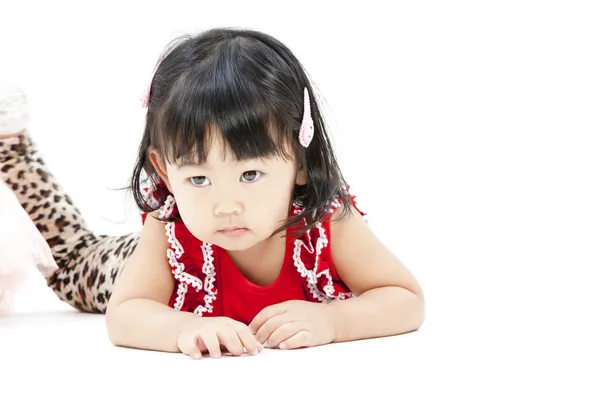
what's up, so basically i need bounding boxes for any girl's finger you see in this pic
[199,332,222,358]
[267,322,303,349]
[255,313,293,344]
[278,330,311,350]
[234,324,261,355]
[190,336,203,359]
[217,328,244,356]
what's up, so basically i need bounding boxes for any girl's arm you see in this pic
[327,204,425,342]
[105,214,201,352]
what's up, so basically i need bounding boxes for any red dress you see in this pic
[142,184,366,325]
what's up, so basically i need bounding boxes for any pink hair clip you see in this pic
[299,87,314,148]
[140,59,163,108]
[140,75,154,108]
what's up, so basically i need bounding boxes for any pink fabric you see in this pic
[0,180,57,314]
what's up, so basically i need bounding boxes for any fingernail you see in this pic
[280,343,288,350]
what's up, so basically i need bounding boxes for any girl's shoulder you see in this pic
[291,185,367,229]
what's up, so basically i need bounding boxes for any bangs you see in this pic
[151,41,296,166]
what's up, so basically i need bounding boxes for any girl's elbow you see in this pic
[397,287,425,332]
[105,300,126,346]
[410,291,426,331]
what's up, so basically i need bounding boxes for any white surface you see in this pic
[1,261,598,399]
[1,1,599,398]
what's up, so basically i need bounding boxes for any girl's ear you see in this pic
[295,165,307,185]
[149,149,173,192]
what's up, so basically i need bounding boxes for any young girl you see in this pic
[0,28,424,358]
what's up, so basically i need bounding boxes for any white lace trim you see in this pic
[163,220,218,316]
[327,197,342,214]
[165,222,204,293]
[165,222,183,257]
[140,179,161,209]
[292,221,353,303]
[159,195,175,219]
[194,242,217,316]
[173,282,188,311]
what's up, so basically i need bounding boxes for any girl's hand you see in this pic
[249,300,336,350]
[177,317,263,359]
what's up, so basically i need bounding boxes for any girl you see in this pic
[0,28,424,358]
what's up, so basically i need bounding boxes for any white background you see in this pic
[1,0,599,398]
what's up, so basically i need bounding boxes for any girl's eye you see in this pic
[241,170,262,183]
[189,176,211,187]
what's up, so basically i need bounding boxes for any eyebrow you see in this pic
[176,161,210,170]
[177,156,274,168]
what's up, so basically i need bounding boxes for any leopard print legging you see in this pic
[0,133,139,313]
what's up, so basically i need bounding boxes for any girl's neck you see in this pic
[226,232,288,286]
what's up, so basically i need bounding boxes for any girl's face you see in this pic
[153,134,305,251]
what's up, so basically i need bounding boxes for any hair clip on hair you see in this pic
[140,58,163,109]
[140,83,152,109]
[299,87,314,148]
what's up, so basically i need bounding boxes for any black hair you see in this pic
[130,27,353,237]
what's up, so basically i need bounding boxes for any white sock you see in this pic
[0,81,29,135]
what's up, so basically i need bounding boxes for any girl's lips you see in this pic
[218,227,249,238]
